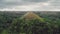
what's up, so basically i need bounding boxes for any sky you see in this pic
[0,0,60,11]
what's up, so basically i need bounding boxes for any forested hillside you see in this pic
[0,11,60,34]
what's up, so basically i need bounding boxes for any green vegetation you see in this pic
[0,11,60,34]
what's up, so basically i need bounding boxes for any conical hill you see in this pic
[20,12,44,22]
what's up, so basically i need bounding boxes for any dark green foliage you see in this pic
[0,11,60,34]
[8,19,46,34]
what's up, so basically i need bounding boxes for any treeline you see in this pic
[0,11,60,34]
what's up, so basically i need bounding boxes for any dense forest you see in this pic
[0,11,60,34]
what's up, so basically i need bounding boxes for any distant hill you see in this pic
[20,12,44,22]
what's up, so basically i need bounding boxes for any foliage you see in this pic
[0,11,60,34]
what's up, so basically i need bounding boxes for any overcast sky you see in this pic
[0,0,60,11]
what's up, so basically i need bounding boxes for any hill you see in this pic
[21,12,44,22]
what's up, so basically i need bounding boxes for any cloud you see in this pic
[22,0,49,2]
[0,2,52,11]
[51,0,60,6]
[0,0,60,11]
[0,0,49,6]
[50,0,60,8]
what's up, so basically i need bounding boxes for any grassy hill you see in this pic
[21,12,44,22]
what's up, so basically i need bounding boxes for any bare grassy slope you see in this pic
[21,12,44,22]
